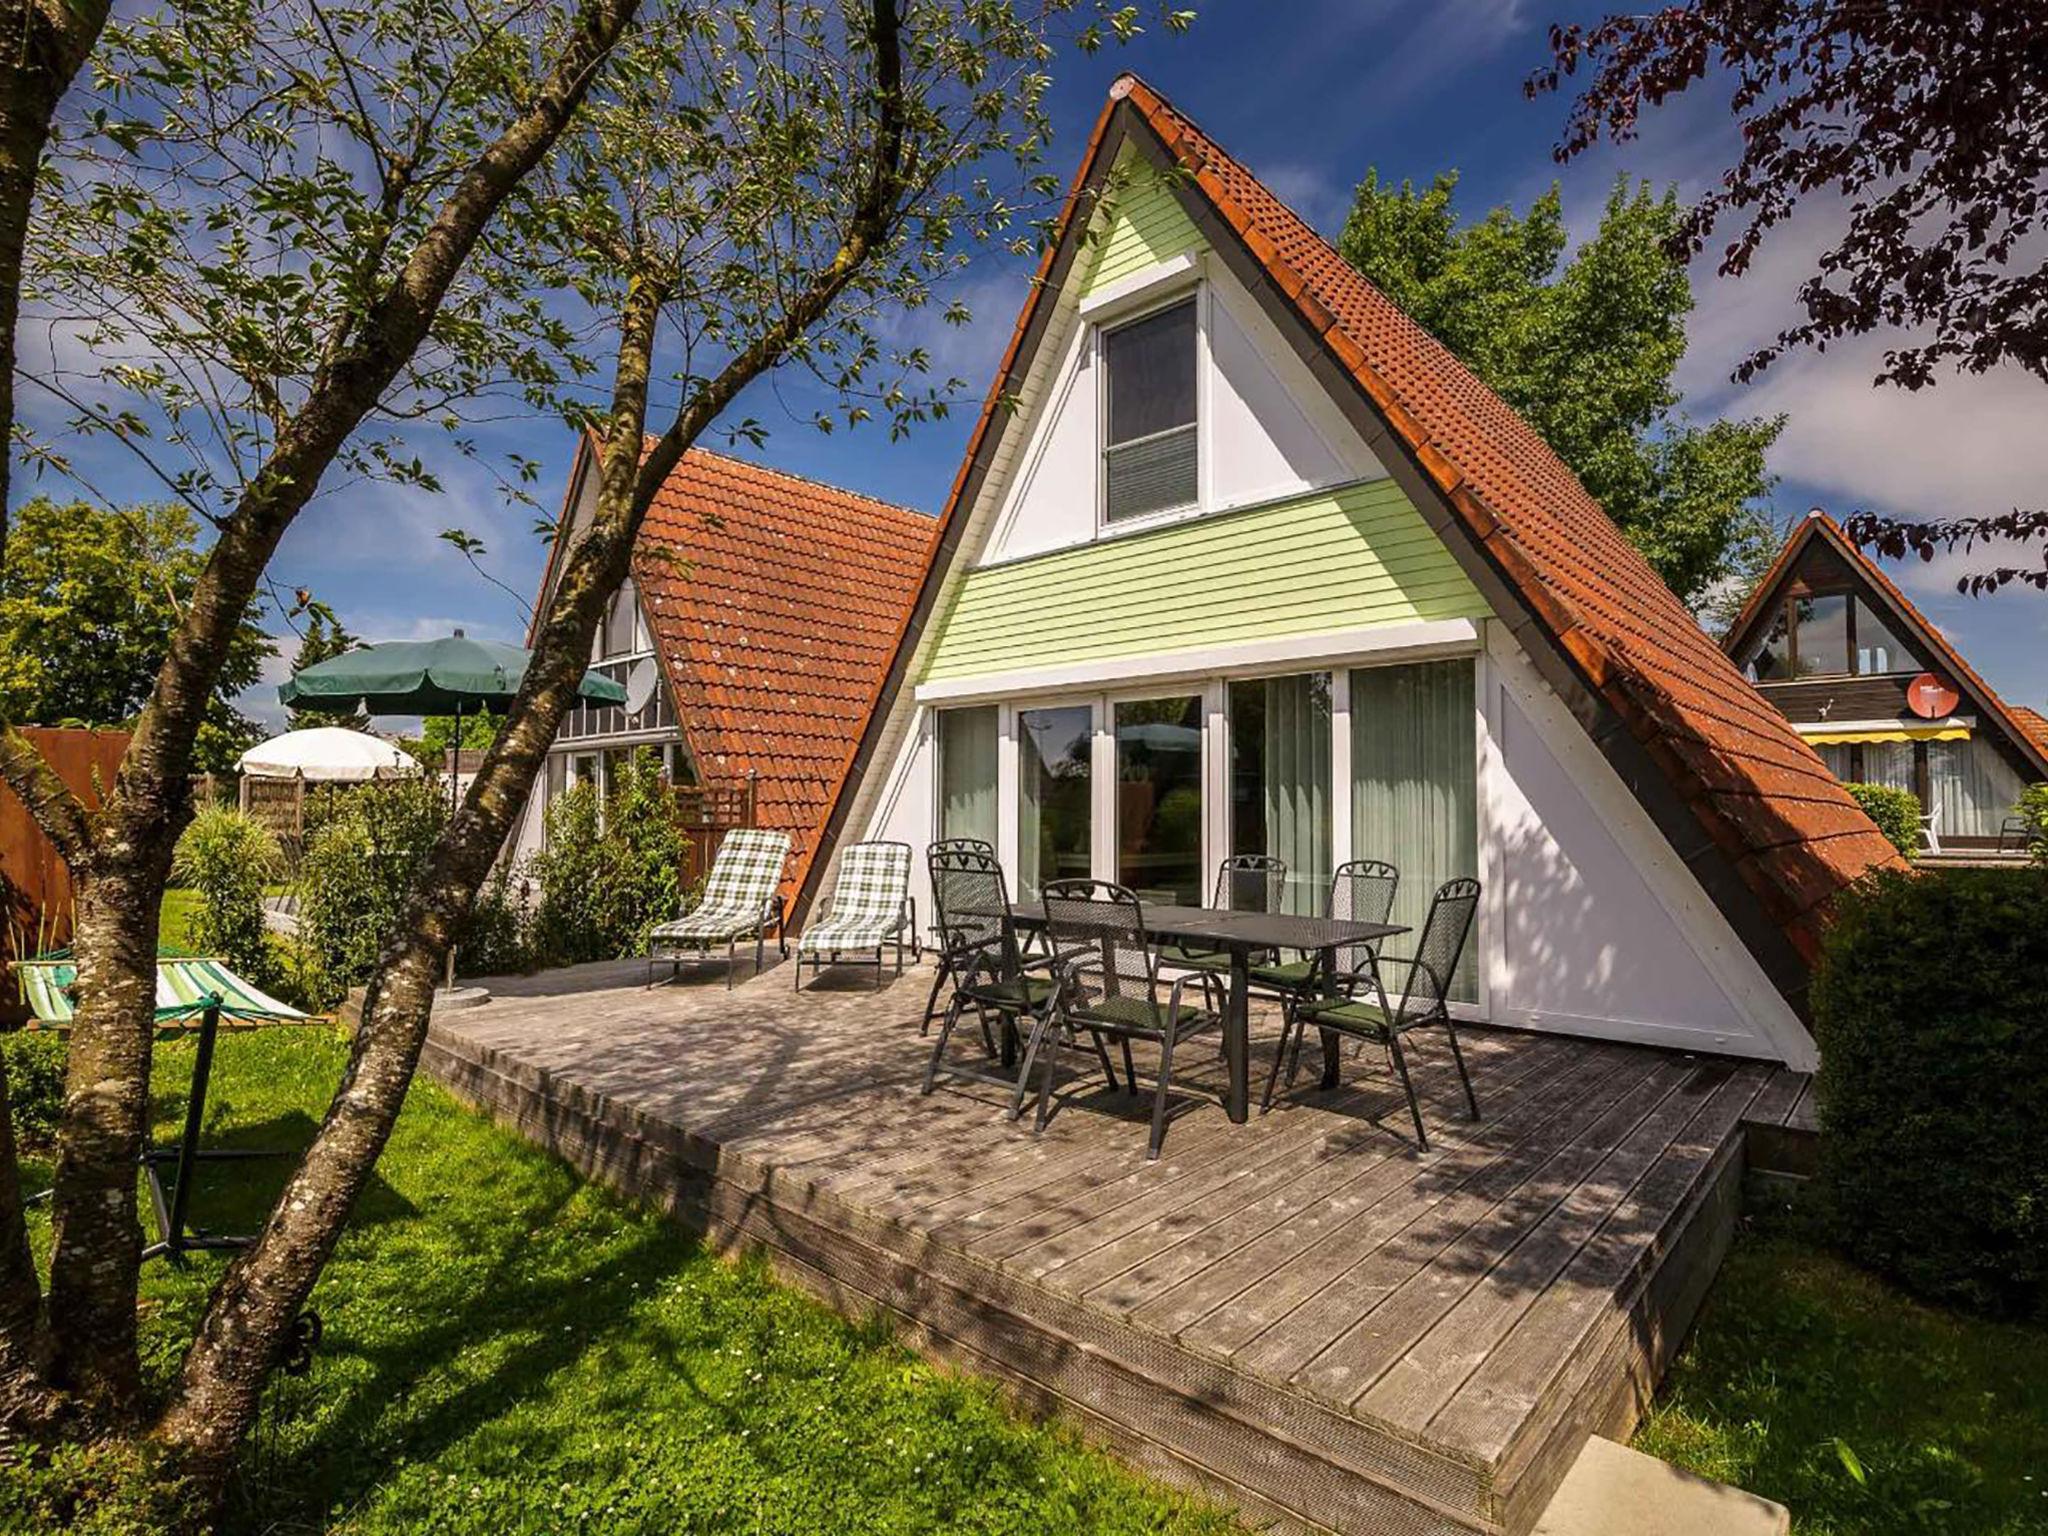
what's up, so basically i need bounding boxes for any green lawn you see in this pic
[17,1028,1238,1535]
[1635,1210,2048,1535]
[158,886,201,950]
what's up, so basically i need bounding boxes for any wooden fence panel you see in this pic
[0,727,130,960]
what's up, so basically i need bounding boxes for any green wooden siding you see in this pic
[921,479,1489,682]
[1082,158,1205,294]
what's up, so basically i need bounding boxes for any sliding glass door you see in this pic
[1115,695,1205,905]
[1017,705,1093,899]
[1229,673,1331,915]
[1351,660,1478,1001]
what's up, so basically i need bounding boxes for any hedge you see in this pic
[1842,781,1920,860]
[1813,866,2048,1318]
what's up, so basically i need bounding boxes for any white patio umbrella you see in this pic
[237,727,421,782]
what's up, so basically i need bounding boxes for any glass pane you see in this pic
[1853,597,1912,676]
[1115,696,1204,906]
[1351,660,1478,1002]
[1862,741,1914,794]
[1104,423,1198,522]
[1105,300,1196,445]
[1930,737,2029,839]
[937,706,999,848]
[1229,673,1331,915]
[603,577,639,658]
[1814,743,1853,780]
[1792,594,1849,677]
[1018,706,1093,900]
[1748,607,1791,682]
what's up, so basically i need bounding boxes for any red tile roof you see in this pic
[2015,707,2048,756]
[629,448,935,904]
[1727,509,2048,781]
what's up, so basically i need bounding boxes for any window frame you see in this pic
[1094,288,1205,534]
[1749,587,1920,682]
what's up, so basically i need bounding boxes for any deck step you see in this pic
[1532,1437,1787,1536]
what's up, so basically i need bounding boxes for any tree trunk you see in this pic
[154,270,670,1489]
[42,862,171,1421]
[17,0,644,1417]
[157,4,908,1487]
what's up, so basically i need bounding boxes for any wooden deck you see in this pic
[424,957,1808,1535]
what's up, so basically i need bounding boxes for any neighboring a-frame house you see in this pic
[1723,509,2047,851]
[513,440,936,908]
[814,74,1905,1071]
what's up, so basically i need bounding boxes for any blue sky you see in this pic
[24,0,2047,725]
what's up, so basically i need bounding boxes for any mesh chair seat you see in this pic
[960,974,1059,1010]
[1155,941,1231,971]
[1248,956,1317,990]
[1072,992,1213,1034]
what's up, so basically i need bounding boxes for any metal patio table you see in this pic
[1011,903,1407,1123]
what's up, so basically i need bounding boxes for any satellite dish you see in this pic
[1907,672,1961,720]
[623,657,658,715]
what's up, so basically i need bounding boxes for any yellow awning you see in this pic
[1804,724,1971,746]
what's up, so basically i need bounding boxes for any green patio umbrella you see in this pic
[279,630,629,998]
[278,630,627,718]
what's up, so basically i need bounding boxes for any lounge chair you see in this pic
[646,827,791,988]
[793,840,918,990]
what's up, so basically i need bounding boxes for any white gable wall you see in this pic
[983,253,1381,565]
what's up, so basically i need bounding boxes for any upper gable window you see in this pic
[1102,298,1198,524]
[593,575,649,661]
[1747,591,1916,681]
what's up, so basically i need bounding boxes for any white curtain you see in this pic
[937,707,998,847]
[1862,741,1915,794]
[1229,674,1331,915]
[1351,660,1478,1002]
[1930,737,2029,839]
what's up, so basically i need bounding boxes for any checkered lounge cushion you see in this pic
[797,842,911,953]
[649,828,791,946]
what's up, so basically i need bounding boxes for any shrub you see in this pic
[526,749,692,966]
[171,804,283,980]
[0,1029,66,1148]
[297,779,449,1002]
[1813,865,2048,1318]
[1842,781,1920,860]
[2019,783,2048,867]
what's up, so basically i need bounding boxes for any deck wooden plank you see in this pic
[1354,1063,1768,1428]
[1785,1076,1820,1134]
[1052,1037,1585,1303]
[1425,1065,1772,1469]
[1739,1067,1807,1130]
[1122,1042,1644,1344]
[1218,1053,1693,1383]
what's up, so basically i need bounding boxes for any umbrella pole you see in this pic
[445,701,460,994]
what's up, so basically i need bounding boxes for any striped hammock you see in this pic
[15,953,308,1026]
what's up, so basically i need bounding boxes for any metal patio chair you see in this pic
[1263,876,1480,1150]
[1029,879,1223,1160]
[921,837,997,1032]
[1246,858,1399,1006]
[923,845,1104,1116]
[793,840,918,990]
[1154,854,1287,980]
[646,827,791,989]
